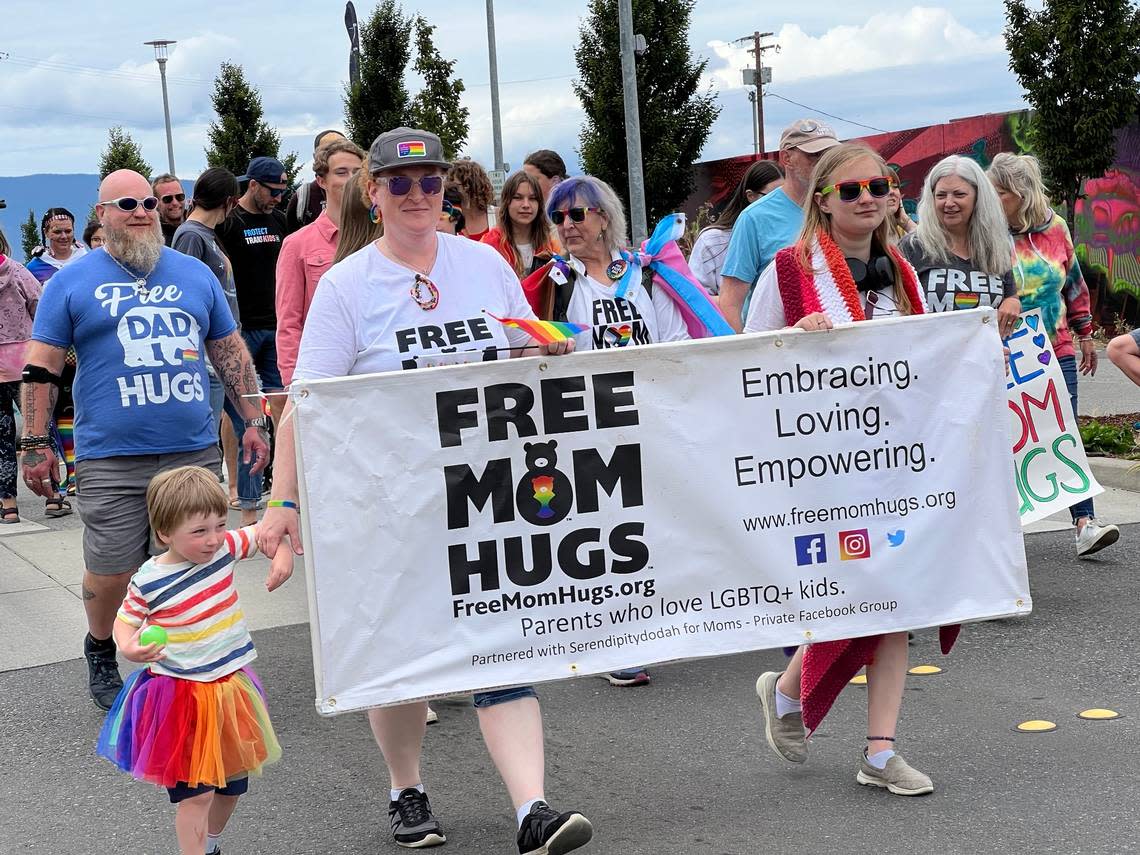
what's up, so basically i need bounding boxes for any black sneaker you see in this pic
[517,801,593,855]
[84,634,123,711]
[388,788,446,849]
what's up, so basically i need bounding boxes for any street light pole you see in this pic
[618,0,648,245]
[144,39,177,175]
[485,0,505,173]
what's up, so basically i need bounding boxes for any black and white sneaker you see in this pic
[517,801,593,855]
[84,633,123,711]
[388,788,446,849]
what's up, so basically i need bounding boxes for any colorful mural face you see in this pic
[686,110,1140,327]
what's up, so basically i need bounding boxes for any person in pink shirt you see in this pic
[0,229,42,522]
[275,138,365,387]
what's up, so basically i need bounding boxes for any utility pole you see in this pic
[144,40,177,175]
[485,1,509,195]
[734,31,777,154]
[618,0,648,245]
[485,2,504,170]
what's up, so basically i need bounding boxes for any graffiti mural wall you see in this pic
[686,110,1140,327]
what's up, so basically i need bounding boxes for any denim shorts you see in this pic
[167,776,248,804]
[472,686,537,708]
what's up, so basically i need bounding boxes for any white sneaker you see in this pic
[1075,520,1120,557]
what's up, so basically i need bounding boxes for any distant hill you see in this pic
[0,174,190,260]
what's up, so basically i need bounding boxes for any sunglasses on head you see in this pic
[384,175,444,196]
[821,177,894,202]
[160,193,186,204]
[100,196,160,212]
[550,206,601,225]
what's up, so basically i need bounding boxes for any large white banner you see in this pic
[1006,309,1104,525]
[294,309,1030,714]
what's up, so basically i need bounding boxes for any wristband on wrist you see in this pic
[267,500,300,511]
[17,435,53,450]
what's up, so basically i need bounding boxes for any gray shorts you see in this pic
[1131,329,1140,348]
[75,447,221,576]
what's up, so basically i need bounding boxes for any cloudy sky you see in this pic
[0,1,1027,179]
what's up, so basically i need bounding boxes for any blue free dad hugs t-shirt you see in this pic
[33,247,237,461]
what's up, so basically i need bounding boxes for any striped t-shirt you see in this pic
[117,526,259,683]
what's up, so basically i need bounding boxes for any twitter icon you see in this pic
[887,530,906,548]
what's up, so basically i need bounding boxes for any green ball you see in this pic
[140,625,168,646]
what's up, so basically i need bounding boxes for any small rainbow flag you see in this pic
[954,293,980,309]
[398,141,427,158]
[485,312,589,345]
[179,349,200,362]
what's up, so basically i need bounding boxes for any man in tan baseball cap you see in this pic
[719,118,841,330]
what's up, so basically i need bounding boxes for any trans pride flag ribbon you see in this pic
[484,312,590,345]
[613,213,734,339]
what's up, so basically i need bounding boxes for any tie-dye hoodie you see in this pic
[1011,212,1092,360]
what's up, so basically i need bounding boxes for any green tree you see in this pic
[98,126,152,180]
[344,0,413,148]
[20,209,38,262]
[1004,0,1140,231]
[408,16,469,159]
[205,61,300,188]
[574,0,720,226]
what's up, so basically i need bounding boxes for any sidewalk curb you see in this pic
[1089,457,1139,493]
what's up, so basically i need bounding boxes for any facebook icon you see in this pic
[794,533,827,566]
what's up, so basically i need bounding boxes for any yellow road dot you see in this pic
[1015,720,1057,733]
[849,674,867,685]
[908,665,943,676]
[1077,708,1121,721]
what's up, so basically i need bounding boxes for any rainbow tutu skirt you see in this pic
[97,667,281,789]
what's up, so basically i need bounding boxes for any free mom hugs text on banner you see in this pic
[293,309,1030,714]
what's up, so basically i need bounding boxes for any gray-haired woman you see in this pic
[542,174,688,687]
[900,155,1020,337]
[544,175,689,354]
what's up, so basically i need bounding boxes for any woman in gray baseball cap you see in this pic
[255,128,592,854]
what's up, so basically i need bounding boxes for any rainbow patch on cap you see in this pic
[398,141,427,158]
[954,293,980,309]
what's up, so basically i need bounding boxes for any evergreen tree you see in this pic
[409,16,469,159]
[344,0,413,148]
[574,0,720,226]
[1005,0,1140,230]
[20,209,38,262]
[98,126,152,180]
[205,62,300,188]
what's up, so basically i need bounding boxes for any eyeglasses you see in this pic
[384,175,444,196]
[262,186,288,198]
[550,207,601,225]
[159,193,186,204]
[821,177,894,202]
[100,196,160,212]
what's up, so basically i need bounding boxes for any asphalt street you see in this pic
[1,524,1137,855]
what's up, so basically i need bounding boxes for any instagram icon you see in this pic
[839,529,871,560]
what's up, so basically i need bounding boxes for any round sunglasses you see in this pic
[100,196,160,212]
[820,177,894,202]
[550,206,602,225]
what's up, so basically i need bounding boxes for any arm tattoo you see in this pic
[20,380,60,436]
[206,333,261,418]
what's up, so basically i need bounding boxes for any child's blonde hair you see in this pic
[147,466,228,538]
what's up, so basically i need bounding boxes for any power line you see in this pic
[765,91,888,134]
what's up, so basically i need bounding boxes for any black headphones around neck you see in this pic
[845,253,895,292]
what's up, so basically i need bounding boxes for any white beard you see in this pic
[105,221,163,274]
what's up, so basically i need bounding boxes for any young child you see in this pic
[97,465,292,855]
